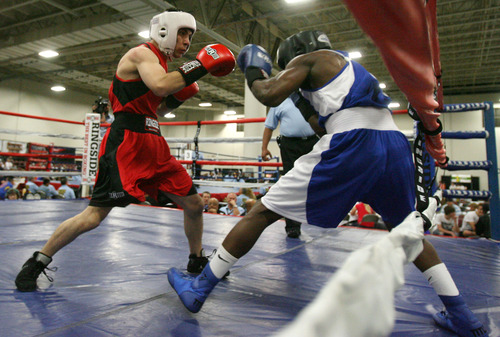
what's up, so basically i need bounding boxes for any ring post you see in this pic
[483,102,500,239]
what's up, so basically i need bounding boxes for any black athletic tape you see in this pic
[245,66,268,88]
[164,95,183,110]
[176,60,208,86]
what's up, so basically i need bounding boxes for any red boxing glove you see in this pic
[197,44,236,77]
[164,82,199,111]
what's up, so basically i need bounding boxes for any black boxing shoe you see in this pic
[187,249,209,274]
[286,227,301,239]
[187,249,229,277]
[15,251,55,292]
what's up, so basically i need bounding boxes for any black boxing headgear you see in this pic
[277,30,332,70]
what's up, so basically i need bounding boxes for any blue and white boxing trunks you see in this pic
[261,107,415,228]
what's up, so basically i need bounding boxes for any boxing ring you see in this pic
[1,0,500,333]
[0,104,499,336]
[0,200,498,337]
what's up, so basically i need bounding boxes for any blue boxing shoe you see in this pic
[433,295,489,337]
[167,264,220,313]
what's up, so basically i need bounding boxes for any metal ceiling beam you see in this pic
[0,0,39,15]
[41,0,80,17]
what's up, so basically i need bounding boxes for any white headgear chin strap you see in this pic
[149,11,197,56]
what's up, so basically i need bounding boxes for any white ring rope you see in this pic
[0,128,84,140]
[0,128,417,143]
[5,170,81,177]
[192,179,274,189]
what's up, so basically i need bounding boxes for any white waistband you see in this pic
[324,107,399,135]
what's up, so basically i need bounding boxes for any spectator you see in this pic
[440,198,462,216]
[347,205,359,224]
[4,156,15,170]
[475,204,491,238]
[201,191,211,212]
[355,202,377,228]
[57,177,76,199]
[432,205,459,237]
[0,176,14,200]
[261,96,320,238]
[6,188,20,200]
[25,177,40,194]
[237,188,257,214]
[466,203,478,212]
[460,203,486,237]
[69,175,82,186]
[206,198,221,214]
[219,192,244,216]
[93,97,114,138]
[38,178,58,199]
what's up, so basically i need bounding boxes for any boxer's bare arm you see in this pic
[117,46,186,97]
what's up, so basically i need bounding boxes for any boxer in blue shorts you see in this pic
[168,31,487,337]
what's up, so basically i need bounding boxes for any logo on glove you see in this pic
[180,60,202,74]
[204,46,220,60]
[257,51,272,66]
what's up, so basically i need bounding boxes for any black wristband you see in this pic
[164,95,183,110]
[245,66,268,88]
[176,60,208,86]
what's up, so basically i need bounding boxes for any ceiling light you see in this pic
[379,83,386,89]
[138,30,149,38]
[388,102,400,108]
[51,86,66,92]
[348,51,362,59]
[164,112,176,118]
[285,0,308,3]
[199,102,212,107]
[224,110,237,115]
[39,50,59,58]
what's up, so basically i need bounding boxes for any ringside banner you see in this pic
[82,113,101,185]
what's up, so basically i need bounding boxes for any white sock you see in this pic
[210,244,238,279]
[423,263,459,296]
[36,252,52,266]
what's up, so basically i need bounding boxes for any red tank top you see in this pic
[108,42,167,117]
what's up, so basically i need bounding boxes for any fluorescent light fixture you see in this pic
[199,102,212,107]
[379,83,386,89]
[39,50,59,58]
[348,51,362,59]
[51,86,66,92]
[138,30,149,38]
[388,102,400,108]
[285,0,308,3]
[164,112,176,118]
[493,103,500,109]
[224,110,237,115]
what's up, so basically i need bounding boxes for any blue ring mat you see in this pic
[1,200,498,336]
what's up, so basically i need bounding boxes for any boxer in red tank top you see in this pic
[15,9,236,292]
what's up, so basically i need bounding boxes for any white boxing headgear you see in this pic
[149,11,197,56]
